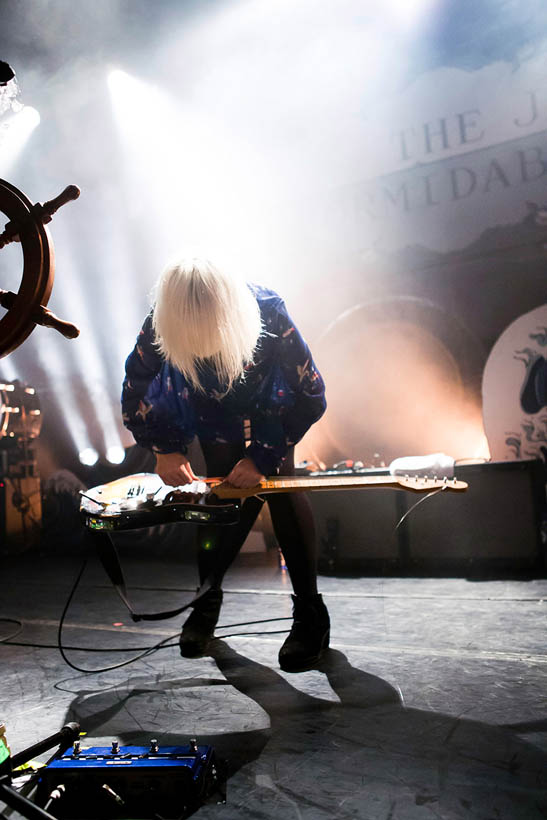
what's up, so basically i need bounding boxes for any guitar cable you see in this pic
[0,558,291,674]
[55,557,293,674]
[395,486,445,530]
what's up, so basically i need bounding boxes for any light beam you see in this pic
[0,106,40,175]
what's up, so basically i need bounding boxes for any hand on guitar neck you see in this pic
[225,457,265,488]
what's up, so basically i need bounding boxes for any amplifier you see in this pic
[310,460,545,575]
[36,741,224,819]
[308,468,401,573]
[404,459,545,573]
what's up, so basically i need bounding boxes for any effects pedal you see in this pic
[36,738,225,819]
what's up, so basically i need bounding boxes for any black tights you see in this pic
[197,440,318,597]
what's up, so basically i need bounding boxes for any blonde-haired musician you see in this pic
[122,257,329,672]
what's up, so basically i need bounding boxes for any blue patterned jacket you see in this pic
[121,285,326,475]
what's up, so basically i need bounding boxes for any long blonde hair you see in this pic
[152,257,262,392]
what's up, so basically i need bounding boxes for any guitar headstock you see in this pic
[395,475,468,493]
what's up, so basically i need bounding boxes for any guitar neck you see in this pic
[212,474,467,498]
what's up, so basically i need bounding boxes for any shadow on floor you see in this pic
[60,643,547,819]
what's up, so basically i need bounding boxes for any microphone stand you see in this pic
[0,723,80,820]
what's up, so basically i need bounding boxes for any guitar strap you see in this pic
[86,495,266,621]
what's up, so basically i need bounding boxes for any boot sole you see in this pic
[278,632,330,673]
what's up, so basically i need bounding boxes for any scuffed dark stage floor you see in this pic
[1,538,546,819]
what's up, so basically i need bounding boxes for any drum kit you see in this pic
[0,175,81,551]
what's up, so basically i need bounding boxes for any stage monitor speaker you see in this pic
[311,460,545,575]
[404,459,544,573]
[308,469,403,574]
[0,475,42,554]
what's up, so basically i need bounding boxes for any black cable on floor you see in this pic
[5,639,180,652]
[0,618,23,642]
[3,628,292,654]
[4,614,293,653]
[214,630,289,639]
[216,617,291,629]
[56,557,291,673]
[57,558,187,673]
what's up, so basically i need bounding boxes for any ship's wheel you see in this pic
[0,178,80,357]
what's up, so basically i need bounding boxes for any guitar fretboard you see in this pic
[212,473,466,498]
[258,475,399,490]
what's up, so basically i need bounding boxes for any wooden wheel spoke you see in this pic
[0,179,80,357]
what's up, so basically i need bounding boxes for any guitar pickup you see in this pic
[87,517,115,531]
[182,509,214,522]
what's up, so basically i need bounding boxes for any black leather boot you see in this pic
[278,593,330,672]
[179,589,223,658]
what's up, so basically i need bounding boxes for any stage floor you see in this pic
[1,543,546,819]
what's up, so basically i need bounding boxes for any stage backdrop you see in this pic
[0,2,546,476]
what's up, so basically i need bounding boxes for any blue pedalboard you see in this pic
[36,742,225,818]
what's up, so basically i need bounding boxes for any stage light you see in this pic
[79,447,99,467]
[106,67,264,271]
[28,215,132,467]
[0,357,20,385]
[106,445,125,465]
[0,106,41,175]
[107,69,148,107]
[33,330,102,460]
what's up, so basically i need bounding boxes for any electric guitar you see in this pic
[80,472,468,532]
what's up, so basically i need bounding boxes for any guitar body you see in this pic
[80,472,468,532]
[80,473,240,532]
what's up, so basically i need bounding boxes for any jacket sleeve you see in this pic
[246,297,326,474]
[121,313,196,454]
